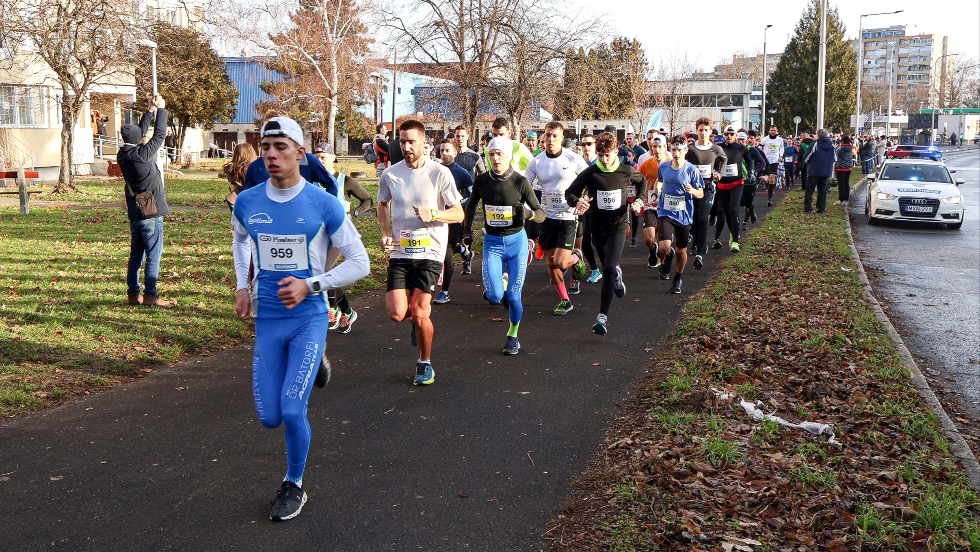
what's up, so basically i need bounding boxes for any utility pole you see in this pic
[815,0,827,130]
[761,24,772,132]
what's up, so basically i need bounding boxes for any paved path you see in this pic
[0,195,784,551]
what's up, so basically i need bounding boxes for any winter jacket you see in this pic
[835,146,854,170]
[803,136,836,178]
[118,109,171,221]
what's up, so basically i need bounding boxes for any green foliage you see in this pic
[136,22,238,153]
[765,0,857,133]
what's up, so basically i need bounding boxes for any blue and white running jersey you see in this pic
[233,180,347,319]
[657,161,704,227]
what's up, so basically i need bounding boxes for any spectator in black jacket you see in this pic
[118,94,171,307]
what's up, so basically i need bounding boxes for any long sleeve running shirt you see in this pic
[564,162,646,236]
[463,170,540,238]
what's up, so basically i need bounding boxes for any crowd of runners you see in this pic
[225,109,862,521]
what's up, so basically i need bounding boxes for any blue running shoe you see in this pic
[413,362,435,385]
[502,336,521,355]
[433,291,450,304]
[592,314,608,335]
[586,269,602,283]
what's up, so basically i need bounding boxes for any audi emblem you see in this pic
[910,198,928,204]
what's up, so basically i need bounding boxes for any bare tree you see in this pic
[941,56,980,108]
[381,0,522,136]
[647,52,699,135]
[714,51,763,85]
[212,0,374,143]
[0,0,138,192]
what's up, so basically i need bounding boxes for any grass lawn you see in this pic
[0,158,391,417]
[548,188,979,550]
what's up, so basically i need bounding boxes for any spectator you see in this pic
[802,128,835,214]
[874,135,887,167]
[834,136,855,206]
[164,128,178,164]
[118,95,171,307]
[858,136,875,174]
[373,123,390,174]
[222,143,258,211]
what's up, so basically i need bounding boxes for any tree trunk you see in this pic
[54,98,79,193]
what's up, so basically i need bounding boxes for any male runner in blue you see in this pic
[232,117,370,522]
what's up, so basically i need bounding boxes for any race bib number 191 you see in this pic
[399,229,431,254]
[258,233,309,271]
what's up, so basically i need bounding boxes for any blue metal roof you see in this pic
[222,57,282,125]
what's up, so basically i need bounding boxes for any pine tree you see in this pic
[766,0,856,133]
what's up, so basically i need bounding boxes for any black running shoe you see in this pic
[271,481,307,521]
[647,243,660,267]
[314,355,330,388]
[613,266,626,298]
[712,239,722,250]
[708,213,717,226]
[750,211,758,223]
[693,255,704,270]
[502,336,521,355]
[767,200,773,206]
[669,275,683,294]
[659,247,675,280]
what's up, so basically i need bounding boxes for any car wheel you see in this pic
[867,212,880,226]
[947,221,963,230]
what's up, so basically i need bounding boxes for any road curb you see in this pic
[846,177,980,489]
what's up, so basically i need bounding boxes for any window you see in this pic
[0,85,51,127]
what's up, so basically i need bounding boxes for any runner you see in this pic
[685,118,727,270]
[463,136,545,354]
[656,135,705,294]
[713,128,748,252]
[578,134,603,284]
[452,125,482,180]
[565,131,645,335]
[636,135,670,267]
[795,132,814,205]
[738,131,768,231]
[759,125,785,188]
[434,139,475,303]
[525,121,589,315]
[231,116,370,521]
[313,143,372,335]
[783,138,799,189]
[377,120,464,386]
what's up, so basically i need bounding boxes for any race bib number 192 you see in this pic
[484,205,513,227]
[258,233,309,271]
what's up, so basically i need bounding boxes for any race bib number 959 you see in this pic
[258,233,309,271]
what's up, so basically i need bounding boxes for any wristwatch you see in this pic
[311,280,322,294]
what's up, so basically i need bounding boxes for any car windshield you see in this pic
[880,164,951,183]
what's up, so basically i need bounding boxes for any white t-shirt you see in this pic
[760,136,785,164]
[525,148,589,221]
[378,159,462,261]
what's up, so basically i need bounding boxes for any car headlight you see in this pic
[876,191,897,200]
[940,196,961,204]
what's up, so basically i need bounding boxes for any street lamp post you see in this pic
[761,24,772,133]
[138,39,158,96]
[854,10,903,137]
[931,53,959,146]
[816,0,827,130]
[369,71,381,124]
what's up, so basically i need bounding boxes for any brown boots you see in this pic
[143,296,171,308]
[128,295,142,305]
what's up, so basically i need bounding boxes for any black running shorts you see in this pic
[657,217,691,248]
[538,218,578,251]
[386,259,443,294]
[643,210,658,228]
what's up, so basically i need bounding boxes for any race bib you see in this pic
[784,156,794,162]
[542,191,566,210]
[696,164,711,178]
[258,233,309,272]
[626,185,636,200]
[484,205,514,227]
[647,188,657,205]
[723,163,739,177]
[596,189,621,210]
[399,229,431,254]
[664,194,686,212]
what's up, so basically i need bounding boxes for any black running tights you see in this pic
[591,227,626,316]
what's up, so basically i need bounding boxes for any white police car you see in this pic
[865,158,966,229]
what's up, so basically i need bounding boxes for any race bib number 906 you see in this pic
[399,229,431,254]
[596,189,621,210]
[484,205,514,227]
[258,233,309,271]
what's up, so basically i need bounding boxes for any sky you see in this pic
[575,0,980,72]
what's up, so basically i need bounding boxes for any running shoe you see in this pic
[614,266,626,299]
[527,239,535,265]
[767,200,773,206]
[568,279,581,295]
[730,242,740,253]
[328,308,341,330]
[315,356,331,388]
[413,362,435,386]
[461,257,472,275]
[534,241,544,260]
[337,309,358,334]
[693,255,704,270]
[433,291,450,304]
[554,299,573,316]
[271,481,307,521]
[712,239,722,250]
[592,314,608,335]
[629,239,637,248]
[669,274,683,294]
[647,243,660,268]
[587,269,602,283]
[502,336,521,355]
[571,248,588,280]
[659,247,675,280]
[750,211,758,223]
[708,213,717,226]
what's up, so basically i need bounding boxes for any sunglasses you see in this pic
[581,141,595,146]
[724,132,735,136]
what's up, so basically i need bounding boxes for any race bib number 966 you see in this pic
[258,233,309,271]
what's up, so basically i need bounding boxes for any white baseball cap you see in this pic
[261,117,304,147]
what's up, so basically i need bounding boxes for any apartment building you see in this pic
[851,25,949,112]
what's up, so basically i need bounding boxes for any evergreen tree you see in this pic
[766,0,856,133]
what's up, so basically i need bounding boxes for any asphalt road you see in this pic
[0,196,783,551]
[849,148,980,422]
